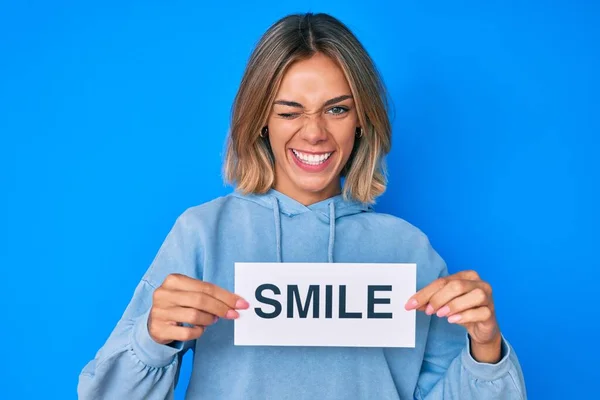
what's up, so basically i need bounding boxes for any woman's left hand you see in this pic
[405,270,502,363]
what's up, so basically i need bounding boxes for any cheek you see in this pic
[341,137,356,162]
[268,118,298,141]
[327,113,357,148]
[266,121,297,160]
[329,124,357,155]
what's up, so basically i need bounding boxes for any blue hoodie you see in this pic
[78,190,527,399]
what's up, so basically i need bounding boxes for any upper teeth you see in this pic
[292,150,332,165]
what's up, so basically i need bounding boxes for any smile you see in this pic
[291,149,333,166]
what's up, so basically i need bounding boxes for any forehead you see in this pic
[276,53,351,99]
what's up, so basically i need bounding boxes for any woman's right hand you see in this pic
[148,273,249,345]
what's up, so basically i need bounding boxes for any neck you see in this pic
[274,181,341,206]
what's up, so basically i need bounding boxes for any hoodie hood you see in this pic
[232,189,372,263]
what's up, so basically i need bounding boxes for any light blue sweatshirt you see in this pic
[78,189,527,399]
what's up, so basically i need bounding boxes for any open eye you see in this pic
[326,106,349,115]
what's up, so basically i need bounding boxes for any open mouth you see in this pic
[291,149,333,166]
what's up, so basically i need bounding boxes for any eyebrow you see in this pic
[273,94,353,109]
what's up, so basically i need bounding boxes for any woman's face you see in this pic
[267,52,359,205]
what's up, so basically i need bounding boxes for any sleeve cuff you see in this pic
[131,310,184,368]
[461,333,513,381]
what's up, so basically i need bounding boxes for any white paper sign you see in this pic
[234,262,416,348]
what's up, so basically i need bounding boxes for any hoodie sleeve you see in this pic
[78,210,200,400]
[413,236,527,400]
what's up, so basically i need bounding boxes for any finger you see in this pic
[446,271,492,297]
[162,274,248,309]
[153,324,206,343]
[153,306,218,327]
[160,289,240,319]
[435,288,489,317]
[447,306,493,324]
[405,278,447,310]
[425,279,480,315]
[449,270,481,281]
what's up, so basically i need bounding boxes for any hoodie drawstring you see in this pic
[271,196,336,263]
[272,197,282,262]
[328,201,336,263]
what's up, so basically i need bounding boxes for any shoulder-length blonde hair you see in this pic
[224,13,391,204]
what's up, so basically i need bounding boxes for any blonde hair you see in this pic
[224,13,391,204]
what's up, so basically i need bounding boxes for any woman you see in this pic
[78,13,526,399]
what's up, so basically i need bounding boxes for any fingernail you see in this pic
[235,299,249,309]
[437,306,450,317]
[425,304,434,315]
[405,299,418,310]
[225,309,239,319]
[448,315,462,323]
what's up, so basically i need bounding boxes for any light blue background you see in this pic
[1,1,598,399]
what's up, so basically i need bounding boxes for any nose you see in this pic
[298,115,328,145]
